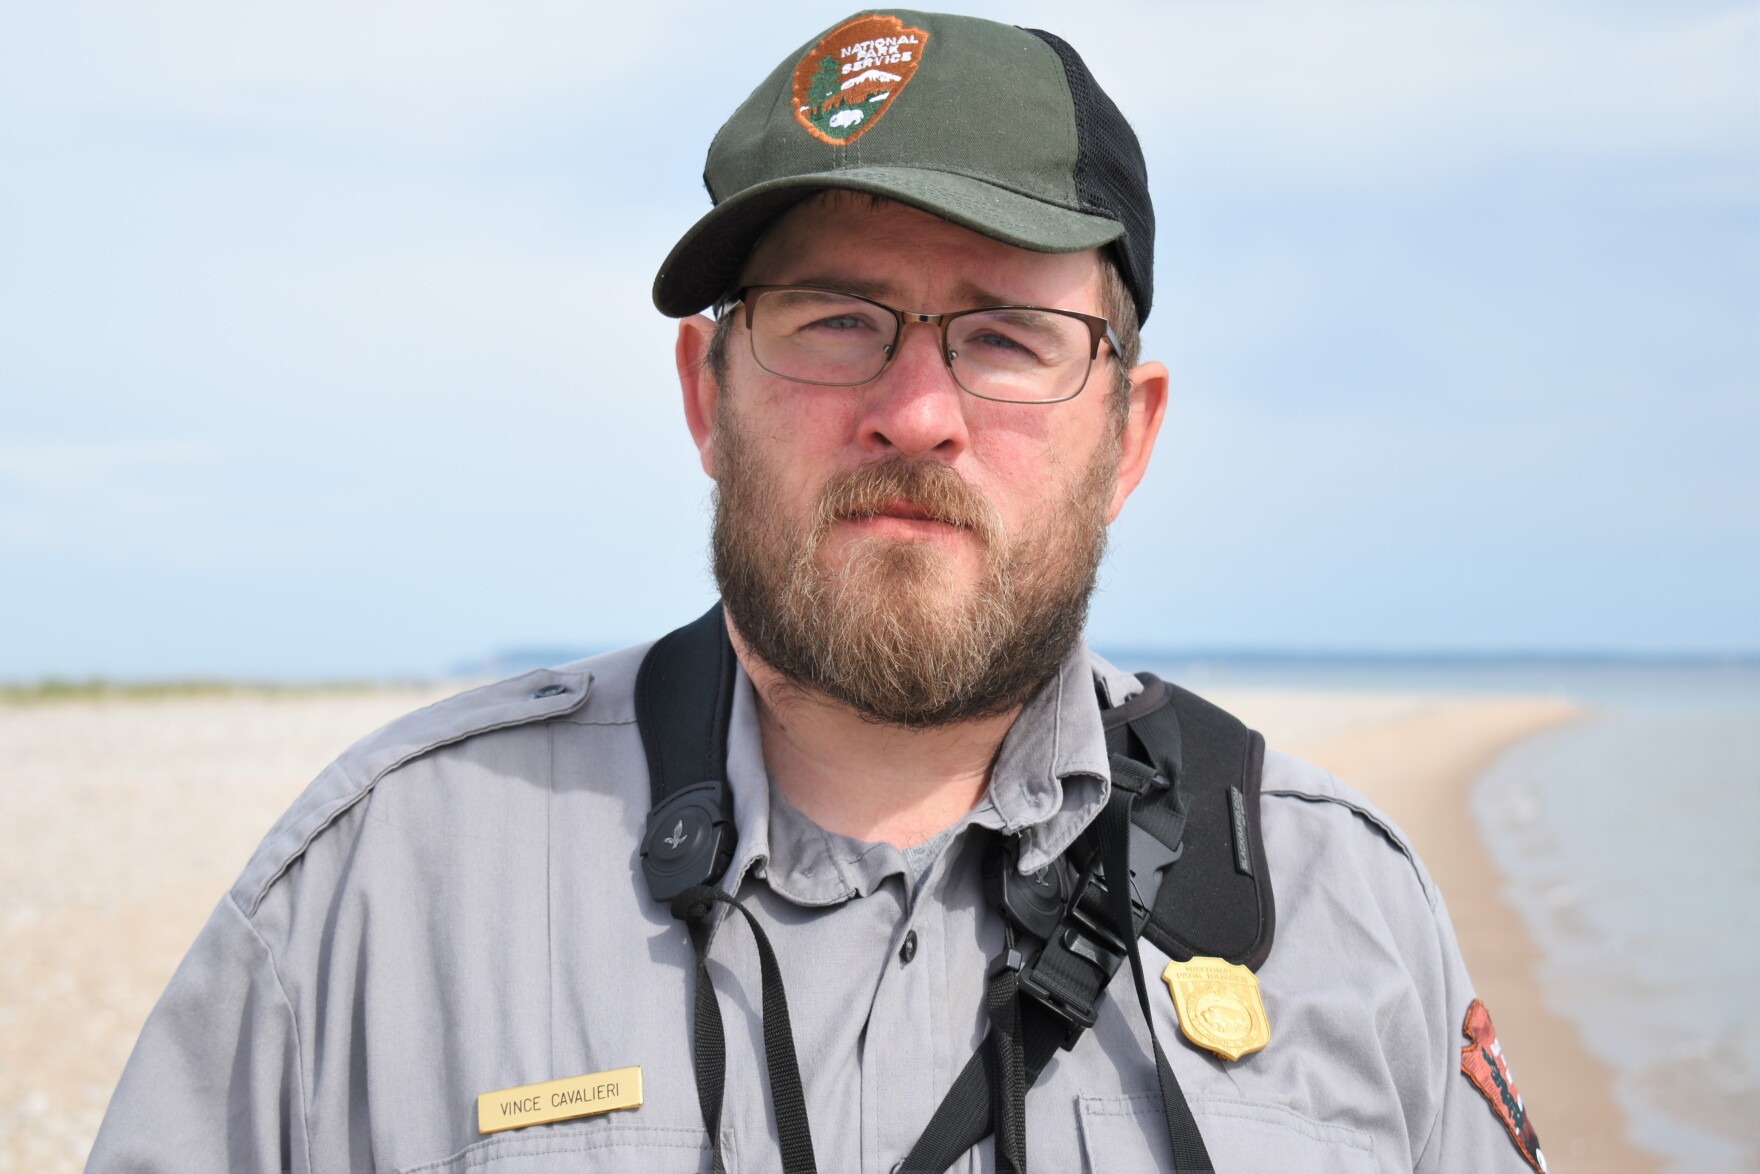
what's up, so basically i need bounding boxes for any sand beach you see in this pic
[0,684,1661,1172]
[1213,690,1661,1174]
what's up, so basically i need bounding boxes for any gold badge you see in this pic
[1162,957,1271,1061]
[477,1066,643,1135]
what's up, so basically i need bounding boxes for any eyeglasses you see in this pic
[731,285,1117,405]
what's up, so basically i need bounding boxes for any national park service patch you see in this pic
[792,13,929,145]
[1460,999,1547,1172]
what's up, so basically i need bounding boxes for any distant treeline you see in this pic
[0,679,418,705]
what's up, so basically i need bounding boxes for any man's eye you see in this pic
[807,314,870,332]
[970,330,1039,359]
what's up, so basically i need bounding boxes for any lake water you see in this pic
[1471,670,1760,1173]
[1123,655,1760,1173]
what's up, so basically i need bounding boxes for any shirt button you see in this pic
[899,931,918,965]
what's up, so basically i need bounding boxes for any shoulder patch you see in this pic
[1460,999,1547,1173]
[233,667,592,913]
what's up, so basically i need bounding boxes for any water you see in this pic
[1472,672,1760,1173]
[1119,653,1759,707]
[1119,653,1760,1172]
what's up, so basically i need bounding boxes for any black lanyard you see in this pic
[672,783,1214,1173]
[672,886,819,1174]
[635,609,1229,1171]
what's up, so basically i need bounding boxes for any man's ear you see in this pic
[1107,359,1170,523]
[677,315,721,479]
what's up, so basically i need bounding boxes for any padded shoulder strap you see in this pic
[1105,674,1276,971]
[635,604,738,807]
[634,605,741,903]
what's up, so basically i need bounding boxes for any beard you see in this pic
[711,402,1119,729]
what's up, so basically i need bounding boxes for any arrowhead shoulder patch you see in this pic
[1460,999,1547,1172]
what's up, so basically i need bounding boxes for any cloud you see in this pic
[0,4,692,149]
[0,437,215,494]
[1080,0,1757,192]
[0,438,222,555]
[6,2,1752,181]
[1,0,1753,671]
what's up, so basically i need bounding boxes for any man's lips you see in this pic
[812,459,1002,547]
[844,499,959,527]
[837,499,968,536]
[875,499,934,522]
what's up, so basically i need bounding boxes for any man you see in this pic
[91,11,1546,1173]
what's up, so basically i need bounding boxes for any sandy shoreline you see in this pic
[0,686,1657,1171]
[1217,691,1662,1174]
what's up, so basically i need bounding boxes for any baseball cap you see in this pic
[651,10,1155,323]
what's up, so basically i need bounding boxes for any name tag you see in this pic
[477,1066,644,1134]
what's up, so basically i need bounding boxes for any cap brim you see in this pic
[651,167,1124,318]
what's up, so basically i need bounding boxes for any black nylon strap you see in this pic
[896,995,1078,1173]
[902,787,1221,1174]
[1096,792,1214,1172]
[985,926,1028,1174]
[635,605,737,808]
[1117,678,1276,971]
[635,614,1268,1172]
[684,913,729,1174]
[674,886,819,1174]
[1101,675,1181,780]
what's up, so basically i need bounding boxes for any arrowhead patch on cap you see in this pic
[791,14,930,145]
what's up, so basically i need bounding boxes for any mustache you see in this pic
[812,458,1004,548]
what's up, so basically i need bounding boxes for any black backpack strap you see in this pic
[632,627,1273,1171]
[1105,673,1275,971]
[637,609,820,1172]
[904,674,1270,1172]
[635,604,741,903]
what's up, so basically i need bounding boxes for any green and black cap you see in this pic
[652,10,1155,323]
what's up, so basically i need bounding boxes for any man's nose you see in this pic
[854,321,970,459]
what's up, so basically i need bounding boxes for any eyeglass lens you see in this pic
[748,288,1095,403]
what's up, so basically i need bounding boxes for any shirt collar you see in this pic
[720,642,1146,904]
[993,642,1143,873]
[721,668,914,907]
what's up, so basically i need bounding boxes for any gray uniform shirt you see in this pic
[90,641,1539,1173]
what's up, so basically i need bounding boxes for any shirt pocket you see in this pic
[1078,1093,1378,1174]
[395,1123,718,1173]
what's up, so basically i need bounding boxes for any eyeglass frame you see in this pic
[727,284,1121,405]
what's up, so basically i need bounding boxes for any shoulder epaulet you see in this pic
[1260,755,1438,908]
[232,666,592,914]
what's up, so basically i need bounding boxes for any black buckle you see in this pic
[641,779,736,904]
[988,816,1186,1050]
[1127,822,1182,922]
[1011,855,1130,1048]
[1014,921,1125,1045]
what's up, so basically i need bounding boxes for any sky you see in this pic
[2,1,1756,680]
